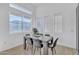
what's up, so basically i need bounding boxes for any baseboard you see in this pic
[57,43,76,50]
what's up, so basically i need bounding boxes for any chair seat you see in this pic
[48,43,53,48]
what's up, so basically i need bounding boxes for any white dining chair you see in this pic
[32,38,43,55]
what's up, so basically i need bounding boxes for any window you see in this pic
[9,14,22,33]
[23,17,31,32]
[9,14,31,33]
[9,4,32,33]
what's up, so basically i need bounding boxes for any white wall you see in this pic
[35,3,78,49]
[0,4,36,52]
[0,3,77,52]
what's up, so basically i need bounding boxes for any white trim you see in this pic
[9,4,32,15]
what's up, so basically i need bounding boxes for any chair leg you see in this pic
[24,39,26,50]
[39,48,41,55]
[54,48,56,54]
[26,44,29,51]
[32,46,34,55]
[34,47,36,54]
[51,48,54,55]
[31,46,33,54]
[25,44,27,51]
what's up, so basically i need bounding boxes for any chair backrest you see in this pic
[24,36,26,40]
[47,37,53,44]
[25,34,30,40]
[34,35,41,37]
[25,34,30,36]
[24,35,33,45]
[37,33,43,36]
[26,38,33,45]
[29,38,33,45]
[45,34,50,37]
[53,38,59,48]
[33,39,43,48]
[50,37,53,44]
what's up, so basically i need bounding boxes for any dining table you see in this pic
[24,34,52,55]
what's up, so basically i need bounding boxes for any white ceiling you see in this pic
[32,3,78,7]
[15,3,78,10]
[16,3,78,7]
